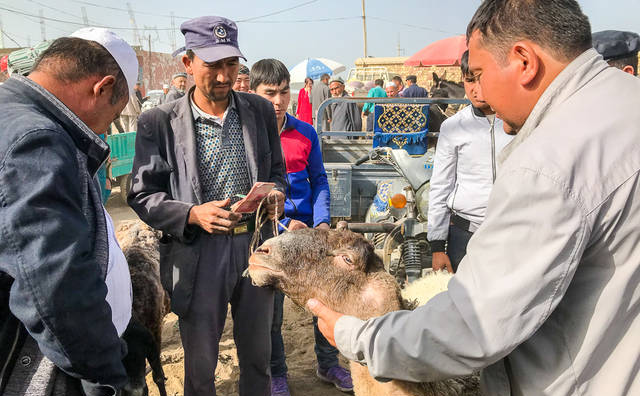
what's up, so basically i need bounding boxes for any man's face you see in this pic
[173,76,187,92]
[463,73,491,112]
[329,82,344,97]
[385,85,398,97]
[468,31,523,132]
[233,73,250,92]
[184,55,239,102]
[254,81,290,123]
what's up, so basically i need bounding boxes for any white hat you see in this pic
[162,84,170,89]
[385,81,397,88]
[70,27,139,93]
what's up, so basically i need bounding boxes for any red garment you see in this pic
[296,88,313,125]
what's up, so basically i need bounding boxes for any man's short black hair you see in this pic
[392,75,403,84]
[466,0,592,63]
[609,55,638,76]
[460,50,470,76]
[250,58,290,91]
[33,37,128,105]
[320,73,330,81]
[374,78,384,87]
[406,75,417,83]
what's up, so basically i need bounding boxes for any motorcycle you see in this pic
[339,146,435,284]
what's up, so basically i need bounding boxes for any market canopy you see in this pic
[405,35,468,67]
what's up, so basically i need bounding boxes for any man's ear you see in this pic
[92,75,117,100]
[182,55,193,75]
[510,41,540,87]
[622,65,635,75]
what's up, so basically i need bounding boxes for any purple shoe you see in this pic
[316,366,354,393]
[271,375,291,396]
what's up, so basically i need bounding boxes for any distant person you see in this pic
[119,92,141,131]
[162,83,170,95]
[164,72,187,102]
[392,75,405,96]
[592,30,640,75]
[328,76,361,133]
[428,50,514,276]
[402,75,428,97]
[134,81,146,103]
[251,58,352,396]
[234,64,251,92]
[296,77,313,125]
[385,81,399,97]
[362,78,387,131]
[311,73,331,130]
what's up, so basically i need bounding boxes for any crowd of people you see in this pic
[1,1,640,396]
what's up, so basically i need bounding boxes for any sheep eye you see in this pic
[342,255,352,264]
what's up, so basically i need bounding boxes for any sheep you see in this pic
[246,228,479,396]
[115,220,168,396]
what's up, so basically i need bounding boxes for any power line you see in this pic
[368,16,458,35]
[237,0,318,22]
[241,16,361,24]
[0,28,21,46]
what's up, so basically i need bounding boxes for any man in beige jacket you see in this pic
[309,0,640,395]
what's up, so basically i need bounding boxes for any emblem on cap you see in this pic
[214,25,227,39]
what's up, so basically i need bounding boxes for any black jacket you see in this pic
[0,76,127,395]
[127,88,286,316]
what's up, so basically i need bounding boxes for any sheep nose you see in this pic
[256,246,271,255]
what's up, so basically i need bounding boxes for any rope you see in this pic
[249,194,290,253]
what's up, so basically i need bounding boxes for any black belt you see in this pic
[231,215,257,235]
[450,214,473,233]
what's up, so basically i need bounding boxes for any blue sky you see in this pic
[2,0,640,75]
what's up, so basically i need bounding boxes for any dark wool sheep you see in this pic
[247,228,479,396]
[115,220,168,396]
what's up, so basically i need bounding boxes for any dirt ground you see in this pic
[105,189,351,396]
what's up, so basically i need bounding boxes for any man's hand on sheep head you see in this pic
[307,299,343,347]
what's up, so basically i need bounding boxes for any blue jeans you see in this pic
[448,224,473,272]
[271,291,339,377]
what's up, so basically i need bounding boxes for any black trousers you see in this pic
[178,233,274,396]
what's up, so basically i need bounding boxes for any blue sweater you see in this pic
[280,113,331,227]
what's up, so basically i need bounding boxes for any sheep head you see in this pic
[248,229,403,319]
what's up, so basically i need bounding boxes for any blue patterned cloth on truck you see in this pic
[372,104,430,155]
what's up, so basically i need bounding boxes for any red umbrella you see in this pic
[0,55,7,73]
[405,35,468,67]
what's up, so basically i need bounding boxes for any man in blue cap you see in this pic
[128,16,286,396]
[592,30,640,75]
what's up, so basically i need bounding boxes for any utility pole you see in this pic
[361,0,368,58]
[39,9,46,41]
[148,34,152,90]
[127,2,142,48]
[81,6,89,26]
[170,11,176,52]
[0,15,5,48]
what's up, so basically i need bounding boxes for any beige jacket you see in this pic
[336,48,640,395]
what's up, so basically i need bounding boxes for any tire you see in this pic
[119,174,131,202]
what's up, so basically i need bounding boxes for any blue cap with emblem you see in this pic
[172,16,246,62]
[592,30,640,61]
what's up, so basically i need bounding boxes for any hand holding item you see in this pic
[432,251,454,273]
[188,198,241,234]
[265,190,285,220]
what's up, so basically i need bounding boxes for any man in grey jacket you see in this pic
[311,73,330,130]
[328,76,361,133]
[309,1,640,395]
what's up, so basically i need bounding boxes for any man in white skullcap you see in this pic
[0,27,137,396]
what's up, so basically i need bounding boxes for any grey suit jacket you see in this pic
[128,88,285,316]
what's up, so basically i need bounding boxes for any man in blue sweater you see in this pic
[251,59,353,396]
